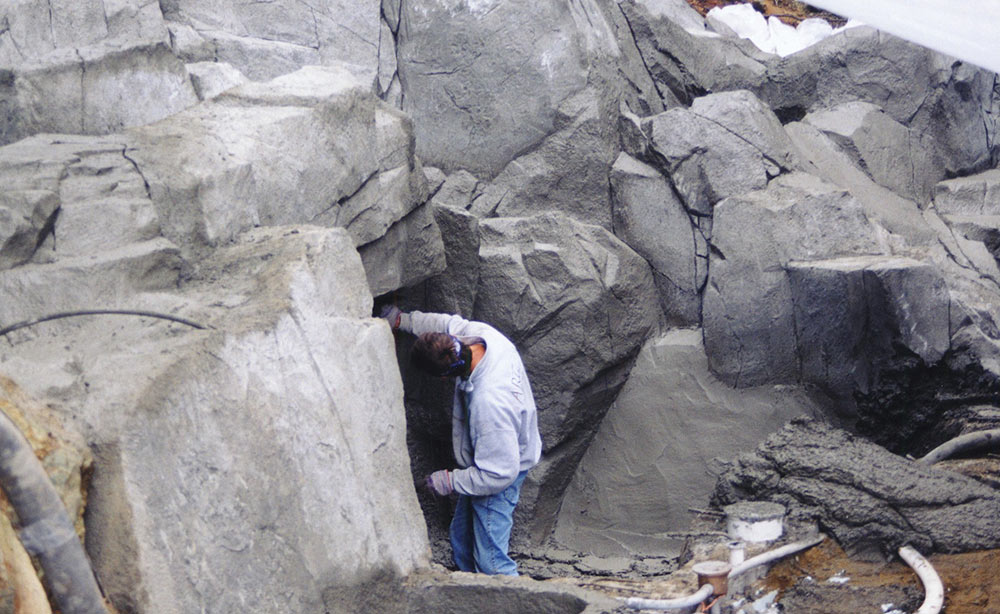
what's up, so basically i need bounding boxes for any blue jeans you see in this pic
[450,471,527,576]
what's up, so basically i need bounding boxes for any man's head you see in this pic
[411,332,471,377]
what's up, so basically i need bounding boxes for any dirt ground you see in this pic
[764,540,1000,614]
[685,0,848,27]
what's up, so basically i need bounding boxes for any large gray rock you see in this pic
[470,88,621,229]
[0,188,58,270]
[0,41,198,146]
[757,27,998,177]
[619,0,769,107]
[610,153,700,325]
[125,64,436,282]
[474,211,661,541]
[934,169,1000,216]
[714,418,1000,558]
[554,329,827,557]
[397,0,618,179]
[803,101,942,205]
[784,120,937,245]
[0,0,167,65]
[0,238,183,329]
[160,0,383,84]
[641,89,799,217]
[2,227,430,614]
[357,201,446,296]
[703,173,885,388]
[787,256,950,398]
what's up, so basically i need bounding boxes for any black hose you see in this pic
[0,411,108,613]
[0,309,211,337]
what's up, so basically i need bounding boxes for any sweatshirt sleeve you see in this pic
[450,387,522,496]
[450,427,521,496]
[399,311,469,336]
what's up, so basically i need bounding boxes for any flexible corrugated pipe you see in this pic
[0,411,108,613]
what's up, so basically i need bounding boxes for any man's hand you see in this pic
[380,305,402,331]
[425,470,453,496]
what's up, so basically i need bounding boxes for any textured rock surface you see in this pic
[396,0,617,179]
[159,0,383,84]
[703,173,884,388]
[1,0,1000,607]
[474,212,661,541]
[803,101,941,205]
[610,153,700,325]
[935,169,1000,216]
[714,418,1000,558]
[758,27,998,176]
[2,227,430,614]
[787,256,950,398]
[554,330,826,557]
[1,41,198,146]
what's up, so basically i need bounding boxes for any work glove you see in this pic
[425,470,453,496]
[380,304,402,331]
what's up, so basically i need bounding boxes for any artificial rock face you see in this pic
[703,173,885,388]
[554,330,826,557]
[473,211,661,541]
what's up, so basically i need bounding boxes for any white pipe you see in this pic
[625,584,714,611]
[899,546,944,614]
[729,535,825,578]
[728,541,745,567]
[624,535,825,611]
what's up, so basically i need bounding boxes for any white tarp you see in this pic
[805,0,1000,74]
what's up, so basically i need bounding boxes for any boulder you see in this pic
[713,417,1000,558]
[803,101,942,205]
[186,61,249,101]
[474,211,661,541]
[554,329,827,557]
[0,0,167,65]
[703,172,884,388]
[787,256,950,398]
[357,202,447,296]
[784,120,937,244]
[124,65,416,260]
[934,169,1000,216]
[609,153,700,325]
[757,26,997,176]
[0,41,198,146]
[642,89,798,217]
[159,0,383,84]
[397,0,619,179]
[619,0,770,107]
[470,88,621,229]
[2,227,430,614]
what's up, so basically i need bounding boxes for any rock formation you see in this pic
[0,0,998,611]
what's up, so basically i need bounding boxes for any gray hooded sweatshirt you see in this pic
[401,311,542,496]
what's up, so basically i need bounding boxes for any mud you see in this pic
[764,540,1000,614]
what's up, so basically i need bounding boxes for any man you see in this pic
[382,307,541,576]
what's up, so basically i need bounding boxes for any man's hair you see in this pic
[411,332,463,376]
